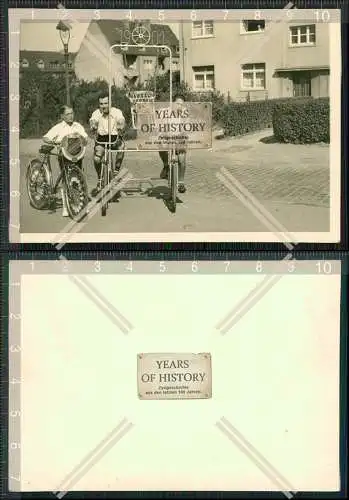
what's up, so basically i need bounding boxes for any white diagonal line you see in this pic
[217,417,296,498]
[52,170,133,250]
[53,418,129,492]
[217,276,281,332]
[216,253,294,334]
[52,167,129,237]
[53,168,130,245]
[217,255,293,333]
[217,168,298,250]
[70,274,133,333]
[57,3,118,74]
[58,255,133,334]
[53,418,134,498]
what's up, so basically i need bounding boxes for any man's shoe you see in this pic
[178,183,186,194]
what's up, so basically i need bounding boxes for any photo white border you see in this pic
[9,9,342,243]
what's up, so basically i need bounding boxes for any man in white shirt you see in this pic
[43,105,88,148]
[89,93,126,197]
[42,105,88,217]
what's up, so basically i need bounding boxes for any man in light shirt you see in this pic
[43,105,88,149]
[89,93,126,197]
[42,105,88,217]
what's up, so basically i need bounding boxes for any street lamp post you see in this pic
[56,20,71,106]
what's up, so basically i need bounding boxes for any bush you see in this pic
[71,80,133,129]
[21,70,328,143]
[20,72,135,138]
[19,70,227,138]
[220,97,312,137]
[272,97,330,144]
[20,70,68,138]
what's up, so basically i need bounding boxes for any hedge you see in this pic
[20,71,133,138]
[20,70,329,143]
[220,96,313,137]
[272,97,330,144]
[19,70,226,138]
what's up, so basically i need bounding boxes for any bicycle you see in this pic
[95,135,125,217]
[26,133,89,221]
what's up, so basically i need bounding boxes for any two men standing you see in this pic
[41,91,188,216]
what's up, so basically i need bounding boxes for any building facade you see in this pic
[180,19,330,100]
[20,20,179,87]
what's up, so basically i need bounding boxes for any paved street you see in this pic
[18,130,330,235]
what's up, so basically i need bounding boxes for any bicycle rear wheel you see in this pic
[26,158,53,210]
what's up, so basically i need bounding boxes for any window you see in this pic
[21,59,29,68]
[241,20,265,34]
[193,65,215,90]
[290,25,316,46]
[175,46,180,54]
[144,59,153,68]
[241,63,266,90]
[49,61,60,70]
[192,20,214,38]
[37,59,45,69]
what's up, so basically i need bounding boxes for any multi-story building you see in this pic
[180,18,330,100]
[20,20,179,87]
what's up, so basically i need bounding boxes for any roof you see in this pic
[20,50,77,64]
[19,21,179,62]
[96,20,179,52]
[19,50,76,72]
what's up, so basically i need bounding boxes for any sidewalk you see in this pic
[212,128,274,151]
[19,129,330,235]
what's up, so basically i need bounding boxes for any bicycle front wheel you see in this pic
[63,164,89,221]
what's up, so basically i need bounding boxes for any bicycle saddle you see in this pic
[39,144,55,154]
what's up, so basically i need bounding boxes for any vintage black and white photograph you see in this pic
[9,8,341,243]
